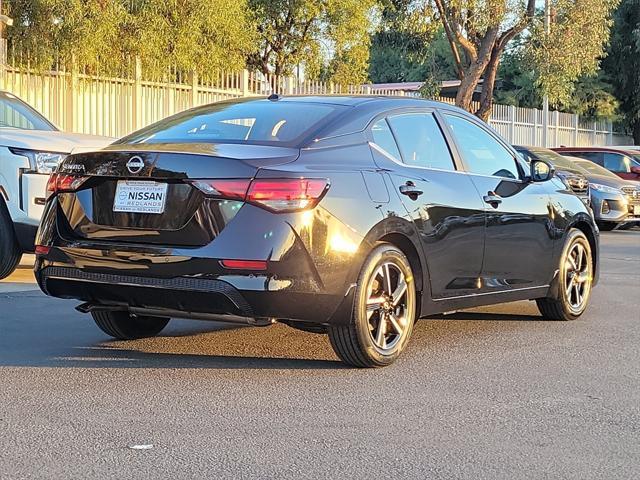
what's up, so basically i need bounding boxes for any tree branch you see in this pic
[433,0,465,79]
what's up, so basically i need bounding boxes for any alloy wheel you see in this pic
[564,241,592,314]
[365,261,412,352]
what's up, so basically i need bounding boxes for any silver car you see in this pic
[568,157,640,231]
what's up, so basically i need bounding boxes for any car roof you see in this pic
[553,146,639,155]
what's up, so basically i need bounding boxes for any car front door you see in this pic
[441,112,555,292]
[368,111,486,299]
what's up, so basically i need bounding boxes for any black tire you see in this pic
[597,221,617,231]
[328,243,417,368]
[536,229,593,321]
[91,311,170,340]
[0,200,21,280]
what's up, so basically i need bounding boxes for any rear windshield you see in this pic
[118,100,344,146]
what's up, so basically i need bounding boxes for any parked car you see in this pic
[0,90,113,279]
[568,157,640,230]
[515,146,640,231]
[552,146,640,181]
[514,146,590,206]
[34,96,599,367]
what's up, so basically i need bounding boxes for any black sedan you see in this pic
[34,96,599,367]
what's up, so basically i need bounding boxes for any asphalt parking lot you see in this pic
[1,231,639,479]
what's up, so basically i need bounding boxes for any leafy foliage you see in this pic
[602,0,640,142]
[368,0,439,83]
[526,0,619,107]
[247,0,376,86]
[5,0,255,77]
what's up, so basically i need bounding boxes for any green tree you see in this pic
[368,0,438,83]
[526,0,619,108]
[5,0,254,77]
[430,0,618,121]
[247,0,375,86]
[603,0,640,143]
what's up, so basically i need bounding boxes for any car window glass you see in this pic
[0,92,55,131]
[603,153,630,173]
[371,119,401,160]
[119,101,344,146]
[386,113,455,170]
[570,151,603,164]
[444,114,519,179]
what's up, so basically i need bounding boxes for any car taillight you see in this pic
[46,173,88,195]
[190,178,329,212]
[247,179,329,212]
[189,179,251,200]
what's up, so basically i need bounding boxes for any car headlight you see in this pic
[589,183,621,195]
[9,148,67,174]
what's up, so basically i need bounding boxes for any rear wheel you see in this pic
[328,243,417,367]
[0,202,21,280]
[536,229,593,321]
[91,311,170,340]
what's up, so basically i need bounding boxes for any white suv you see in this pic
[0,90,113,279]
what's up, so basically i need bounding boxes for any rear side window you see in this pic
[386,113,455,170]
[443,114,519,179]
[119,100,344,146]
[371,119,401,159]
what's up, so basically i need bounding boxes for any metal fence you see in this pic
[0,61,632,145]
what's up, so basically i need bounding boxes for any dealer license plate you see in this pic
[113,180,168,214]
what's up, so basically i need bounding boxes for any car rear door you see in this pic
[441,112,555,292]
[368,110,486,299]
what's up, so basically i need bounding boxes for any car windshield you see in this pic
[518,147,578,170]
[571,158,620,178]
[119,99,345,146]
[0,91,57,131]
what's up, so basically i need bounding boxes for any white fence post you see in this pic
[509,105,516,143]
[532,109,538,145]
[553,110,559,147]
[573,115,579,146]
[592,121,597,144]
[240,70,249,97]
[132,57,142,131]
[607,121,613,146]
[189,70,198,107]
[66,57,79,133]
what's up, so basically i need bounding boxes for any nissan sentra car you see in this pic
[34,96,599,367]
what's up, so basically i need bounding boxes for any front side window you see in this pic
[603,153,632,173]
[386,113,455,170]
[444,114,520,179]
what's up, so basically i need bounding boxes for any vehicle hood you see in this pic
[581,173,635,188]
[0,128,114,154]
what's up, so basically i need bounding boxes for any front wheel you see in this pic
[91,311,170,340]
[328,243,417,367]
[536,229,593,321]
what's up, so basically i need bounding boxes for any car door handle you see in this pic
[483,192,502,208]
[399,182,423,199]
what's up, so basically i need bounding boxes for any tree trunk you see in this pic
[475,46,501,122]
[455,61,485,112]
[633,120,640,146]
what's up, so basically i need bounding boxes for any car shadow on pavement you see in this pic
[0,292,548,370]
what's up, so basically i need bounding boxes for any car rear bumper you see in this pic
[35,248,356,327]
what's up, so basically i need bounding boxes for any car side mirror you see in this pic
[630,166,640,175]
[530,159,555,182]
